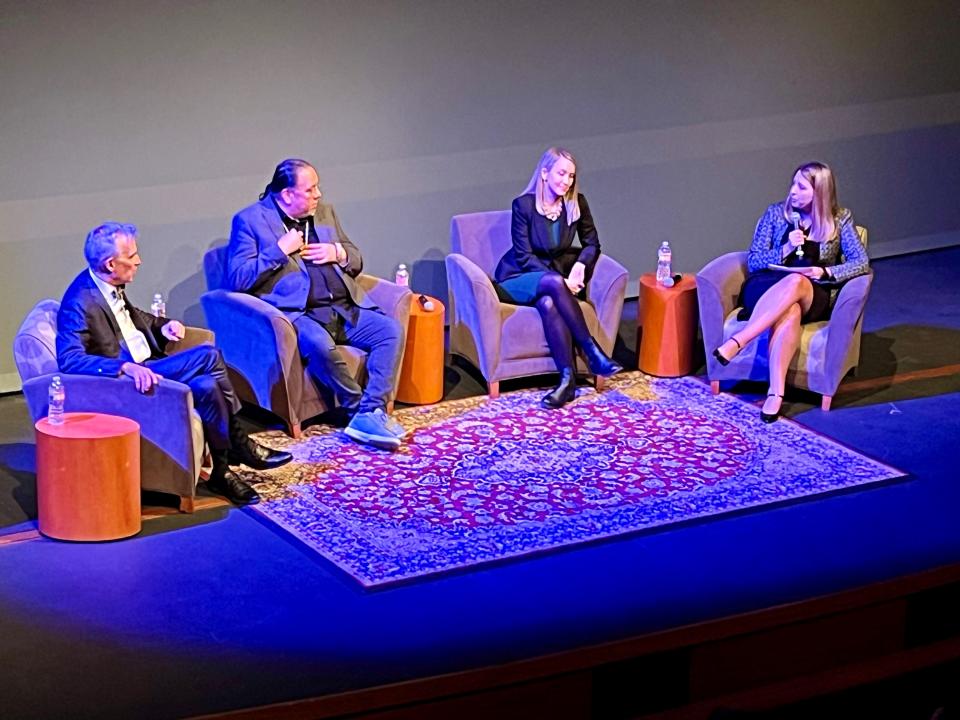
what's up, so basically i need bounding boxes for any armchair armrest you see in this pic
[356,276,413,394]
[357,274,414,326]
[821,270,873,388]
[826,271,872,336]
[445,253,504,375]
[200,289,301,410]
[586,255,629,353]
[166,326,215,355]
[22,373,198,465]
[697,251,748,312]
[697,252,748,365]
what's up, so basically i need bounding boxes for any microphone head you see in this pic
[790,210,801,229]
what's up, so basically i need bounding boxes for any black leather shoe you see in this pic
[227,439,293,470]
[760,393,784,424]
[542,369,578,409]
[227,414,293,469]
[580,339,623,377]
[206,467,261,505]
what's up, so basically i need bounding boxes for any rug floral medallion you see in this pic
[241,373,904,587]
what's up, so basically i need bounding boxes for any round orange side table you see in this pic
[35,412,141,541]
[396,296,445,404]
[637,273,699,377]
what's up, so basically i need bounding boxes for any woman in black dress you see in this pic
[494,147,621,409]
[712,161,869,421]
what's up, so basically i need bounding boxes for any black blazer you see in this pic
[494,193,601,284]
[56,270,169,377]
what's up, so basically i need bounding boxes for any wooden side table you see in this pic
[35,412,141,541]
[637,273,699,377]
[396,296,445,405]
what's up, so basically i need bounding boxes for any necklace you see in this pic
[541,190,562,221]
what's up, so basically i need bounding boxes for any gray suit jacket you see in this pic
[226,197,376,317]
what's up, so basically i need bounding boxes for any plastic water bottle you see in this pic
[395,264,409,287]
[151,293,166,318]
[656,241,673,286]
[48,376,65,425]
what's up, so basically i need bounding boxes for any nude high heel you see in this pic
[760,393,784,423]
[712,336,742,367]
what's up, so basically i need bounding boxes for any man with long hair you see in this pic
[226,159,405,450]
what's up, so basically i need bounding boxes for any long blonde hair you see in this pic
[522,147,581,224]
[783,161,839,242]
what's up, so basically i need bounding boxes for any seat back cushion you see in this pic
[450,211,512,277]
[203,245,230,291]
[14,299,60,382]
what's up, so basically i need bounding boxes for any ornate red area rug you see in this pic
[242,373,904,587]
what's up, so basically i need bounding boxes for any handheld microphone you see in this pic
[790,210,804,258]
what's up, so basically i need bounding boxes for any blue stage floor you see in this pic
[1,248,958,719]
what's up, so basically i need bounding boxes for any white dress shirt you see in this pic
[89,269,152,363]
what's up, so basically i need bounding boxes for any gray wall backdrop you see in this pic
[2,0,959,391]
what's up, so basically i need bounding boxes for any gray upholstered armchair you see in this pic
[445,210,629,397]
[200,246,413,437]
[14,299,210,512]
[697,226,872,411]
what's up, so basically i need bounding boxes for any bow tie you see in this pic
[112,286,127,303]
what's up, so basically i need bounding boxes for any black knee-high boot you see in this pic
[542,368,577,408]
[536,274,622,378]
[580,339,622,377]
[536,295,578,408]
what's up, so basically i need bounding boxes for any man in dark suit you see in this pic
[226,158,405,450]
[57,222,292,505]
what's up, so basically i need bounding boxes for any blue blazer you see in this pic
[226,197,375,318]
[494,192,601,284]
[56,271,168,377]
[747,202,870,284]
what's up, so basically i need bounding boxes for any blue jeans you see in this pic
[293,309,402,413]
